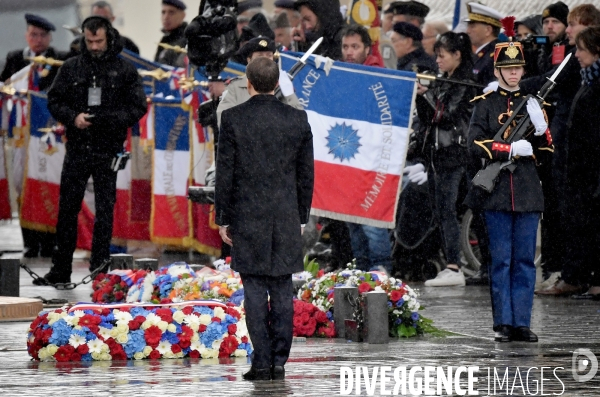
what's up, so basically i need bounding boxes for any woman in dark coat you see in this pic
[537,26,600,299]
[465,35,554,342]
[411,32,476,287]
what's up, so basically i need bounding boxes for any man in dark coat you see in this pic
[0,13,66,259]
[215,57,314,381]
[391,22,436,73]
[36,16,147,286]
[292,0,345,60]
[464,2,503,86]
[154,0,187,67]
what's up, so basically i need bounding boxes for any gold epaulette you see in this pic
[470,90,494,103]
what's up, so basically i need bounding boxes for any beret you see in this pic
[392,21,423,41]
[24,14,56,32]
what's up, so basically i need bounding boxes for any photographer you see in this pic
[515,15,543,77]
[35,16,146,286]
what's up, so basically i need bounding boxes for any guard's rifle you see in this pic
[472,53,571,193]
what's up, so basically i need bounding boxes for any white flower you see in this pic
[233,349,248,357]
[167,323,177,333]
[212,340,222,350]
[87,339,105,354]
[172,310,185,324]
[68,334,87,348]
[126,290,140,303]
[98,326,112,340]
[213,307,225,320]
[190,340,202,352]
[133,352,145,360]
[64,315,79,327]
[199,314,212,325]
[113,310,133,325]
[145,313,162,325]
[157,340,172,355]
[143,346,153,356]
[116,333,129,344]
[200,347,218,359]
[184,315,201,331]
[71,310,85,318]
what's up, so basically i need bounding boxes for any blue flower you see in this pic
[411,312,419,321]
[85,332,97,341]
[228,289,245,306]
[395,318,402,325]
[396,299,404,307]
[99,322,113,329]
[130,307,150,317]
[359,276,365,281]
[159,282,172,296]
[201,322,224,347]
[326,311,333,320]
[163,331,180,345]
[49,319,71,345]
[102,313,115,322]
[194,307,214,316]
[371,274,379,281]
[81,353,93,361]
[387,302,393,308]
[124,330,146,357]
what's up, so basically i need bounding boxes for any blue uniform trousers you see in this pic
[485,211,539,330]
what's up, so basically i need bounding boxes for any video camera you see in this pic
[519,34,550,48]
[185,0,239,81]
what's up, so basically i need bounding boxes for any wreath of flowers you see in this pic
[27,302,252,361]
[292,300,335,338]
[92,270,147,304]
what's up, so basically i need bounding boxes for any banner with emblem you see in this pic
[280,53,416,228]
[151,97,193,245]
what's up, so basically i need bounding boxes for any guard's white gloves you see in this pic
[527,97,547,136]
[278,71,295,97]
[403,163,428,185]
[510,140,533,158]
[483,81,499,93]
[204,162,216,187]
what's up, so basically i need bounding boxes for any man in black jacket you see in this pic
[35,16,146,285]
[215,57,313,380]
[154,0,187,67]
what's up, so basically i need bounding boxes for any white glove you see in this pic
[278,70,295,97]
[403,163,425,178]
[403,163,427,185]
[510,140,533,158]
[526,97,547,136]
[483,81,499,94]
[409,171,428,185]
[204,162,216,187]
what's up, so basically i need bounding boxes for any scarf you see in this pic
[580,58,600,86]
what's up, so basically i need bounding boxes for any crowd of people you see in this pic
[3,0,600,346]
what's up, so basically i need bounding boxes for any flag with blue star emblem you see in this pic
[281,53,416,227]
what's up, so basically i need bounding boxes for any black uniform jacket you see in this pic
[0,47,66,91]
[472,39,498,86]
[465,87,554,212]
[215,95,314,276]
[154,23,188,67]
[47,28,147,155]
[397,47,437,73]
[565,77,600,200]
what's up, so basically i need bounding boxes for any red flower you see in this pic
[179,339,191,349]
[149,349,161,360]
[314,310,328,324]
[128,320,141,331]
[227,324,237,335]
[70,352,82,361]
[76,344,89,355]
[55,345,75,362]
[318,322,336,338]
[144,325,163,347]
[225,307,241,320]
[114,291,125,301]
[225,256,232,264]
[219,335,239,357]
[198,325,207,333]
[189,350,200,358]
[179,325,193,342]
[300,312,310,323]
[241,336,248,344]
[358,282,372,293]
[155,308,173,323]
[171,344,182,354]
[317,269,325,278]
[182,306,194,315]
[41,328,52,343]
[87,325,99,334]
[211,317,221,323]
[390,290,402,302]
[105,338,118,350]
[160,298,172,304]
[79,314,102,328]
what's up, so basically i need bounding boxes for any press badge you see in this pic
[88,87,102,106]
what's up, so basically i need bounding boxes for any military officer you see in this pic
[154,0,187,67]
[464,2,503,86]
[465,36,554,343]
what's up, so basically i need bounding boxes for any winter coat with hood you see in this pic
[48,18,147,156]
[295,0,344,60]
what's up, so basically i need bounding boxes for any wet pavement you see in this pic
[1,219,600,396]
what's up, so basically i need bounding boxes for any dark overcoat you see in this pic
[472,39,498,86]
[464,87,554,212]
[215,94,314,276]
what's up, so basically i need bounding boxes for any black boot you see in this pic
[243,367,271,381]
[494,325,512,342]
[271,366,285,380]
[32,269,71,286]
[466,269,489,286]
[512,327,538,342]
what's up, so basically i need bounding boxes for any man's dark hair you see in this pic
[491,25,500,37]
[82,16,110,35]
[576,25,600,57]
[92,1,113,14]
[246,57,279,93]
[341,24,372,48]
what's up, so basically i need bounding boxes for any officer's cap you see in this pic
[390,1,430,18]
[238,36,276,59]
[238,0,263,14]
[162,0,186,10]
[24,14,56,32]
[392,21,423,41]
[464,2,503,28]
[274,0,295,9]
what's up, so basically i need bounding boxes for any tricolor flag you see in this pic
[280,53,416,228]
[151,97,193,245]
